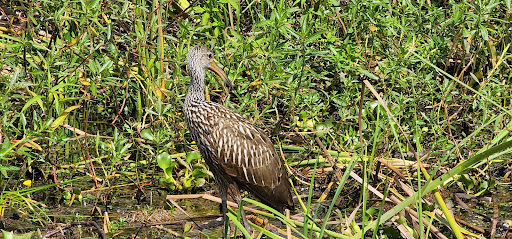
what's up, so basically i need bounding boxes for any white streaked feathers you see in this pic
[185,100,282,188]
[243,167,249,182]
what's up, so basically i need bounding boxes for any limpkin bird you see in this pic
[183,45,294,233]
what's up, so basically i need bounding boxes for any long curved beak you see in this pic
[208,61,233,90]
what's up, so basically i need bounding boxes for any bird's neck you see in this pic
[185,67,206,104]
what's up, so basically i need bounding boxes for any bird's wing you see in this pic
[207,116,283,188]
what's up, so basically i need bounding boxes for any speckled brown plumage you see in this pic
[183,45,293,232]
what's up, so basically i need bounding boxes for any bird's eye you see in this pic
[208,53,213,59]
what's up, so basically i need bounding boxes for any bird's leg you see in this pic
[219,183,230,239]
[229,184,252,234]
[238,201,252,234]
[221,195,229,239]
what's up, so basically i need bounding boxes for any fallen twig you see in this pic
[44,221,106,239]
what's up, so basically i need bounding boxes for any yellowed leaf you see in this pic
[0,26,15,33]
[65,39,77,47]
[155,87,163,98]
[90,27,99,36]
[64,105,81,113]
[177,0,190,10]
[102,13,111,24]
[11,138,43,151]
[51,114,69,129]
[80,79,90,85]
[474,71,483,79]
[250,80,262,86]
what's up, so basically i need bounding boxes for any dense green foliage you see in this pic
[0,0,511,237]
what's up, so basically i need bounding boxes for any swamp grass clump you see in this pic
[0,0,511,238]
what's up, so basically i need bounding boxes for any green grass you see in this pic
[1,0,511,238]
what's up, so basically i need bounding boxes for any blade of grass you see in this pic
[355,138,512,237]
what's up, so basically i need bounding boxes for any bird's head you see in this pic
[187,45,232,89]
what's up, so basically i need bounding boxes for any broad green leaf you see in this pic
[192,168,207,178]
[21,96,43,113]
[157,152,172,170]
[185,151,202,164]
[141,129,154,141]
[26,90,45,112]
[1,230,33,239]
[201,12,210,25]
[0,33,22,42]
[480,26,488,40]
[49,83,79,93]
[0,165,20,171]
[359,69,379,80]
[120,143,132,155]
